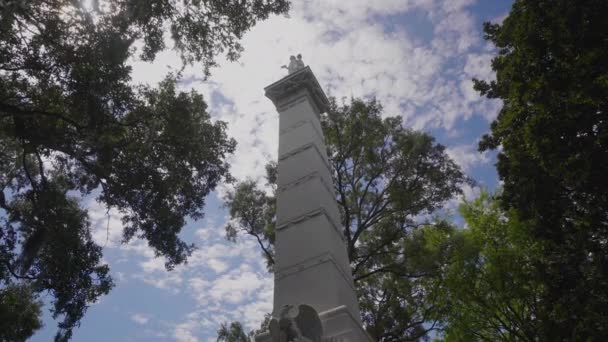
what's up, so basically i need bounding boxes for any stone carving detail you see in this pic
[265,66,330,114]
[269,304,323,342]
[282,54,306,74]
[296,54,305,69]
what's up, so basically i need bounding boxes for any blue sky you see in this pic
[31,0,513,341]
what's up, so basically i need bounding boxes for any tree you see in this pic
[0,283,43,341]
[224,162,277,272]
[223,98,470,340]
[216,314,271,342]
[217,321,251,342]
[0,0,289,340]
[474,0,608,338]
[436,191,542,341]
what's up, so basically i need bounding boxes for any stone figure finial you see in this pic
[296,54,305,69]
[268,304,323,342]
[281,54,306,74]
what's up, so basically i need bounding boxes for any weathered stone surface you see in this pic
[260,66,373,342]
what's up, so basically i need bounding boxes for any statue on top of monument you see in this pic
[281,54,306,74]
[296,54,305,68]
[268,304,323,342]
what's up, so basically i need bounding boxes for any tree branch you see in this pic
[4,260,39,281]
[1,103,83,130]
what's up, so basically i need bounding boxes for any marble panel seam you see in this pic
[320,305,372,338]
[279,118,325,144]
[275,252,355,292]
[278,143,332,175]
[277,170,335,197]
[275,207,346,242]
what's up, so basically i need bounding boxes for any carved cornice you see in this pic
[265,66,330,114]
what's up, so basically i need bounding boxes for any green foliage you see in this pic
[216,314,271,342]
[360,222,456,341]
[474,0,608,338]
[437,191,542,341]
[223,162,276,271]
[324,98,468,341]
[224,97,469,341]
[217,321,252,342]
[0,0,288,339]
[0,284,43,342]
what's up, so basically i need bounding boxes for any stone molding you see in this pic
[278,142,332,176]
[265,66,330,114]
[279,118,325,144]
[319,306,375,341]
[255,305,375,342]
[275,207,346,243]
[275,92,320,114]
[275,252,356,293]
[277,170,334,196]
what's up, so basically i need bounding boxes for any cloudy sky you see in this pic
[31,0,512,341]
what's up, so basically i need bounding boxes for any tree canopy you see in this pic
[0,0,289,340]
[0,283,43,341]
[216,321,251,342]
[474,0,608,338]
[435,191,542,341]
[223,97,470,341]
[216,315,270,342]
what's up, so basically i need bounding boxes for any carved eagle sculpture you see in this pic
[268,304,323,342]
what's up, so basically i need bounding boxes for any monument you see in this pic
[256,56,373,342]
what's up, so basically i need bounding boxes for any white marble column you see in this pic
[257,67,373,342]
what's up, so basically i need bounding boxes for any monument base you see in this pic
[255,305,373,342]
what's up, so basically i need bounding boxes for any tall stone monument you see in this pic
[256,57,373,342]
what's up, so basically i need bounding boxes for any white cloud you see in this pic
[174,318,199,342]
[140,257,167,273]
[446,143,489,173]
[135,271,184,294]
[462,182,482,201]
[291,0,435,33]
[123,0,497,183]
[194,227,213,241]
[207,259,229,274]
[89,199,124,248]
[463,53,495,81]
[236,279,274,330]
[182,273,273,335]
[120,241,156,259]
[207,268,266,305]
[131,313,150,325]
[441,0,476,13]
[444,181,483,214]
[175,234,274,334]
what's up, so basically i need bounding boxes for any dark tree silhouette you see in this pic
[0,0,289,340]
[474,0,608,339]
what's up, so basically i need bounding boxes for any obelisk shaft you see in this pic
[263,66,373,342]
[265,65,359,316]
